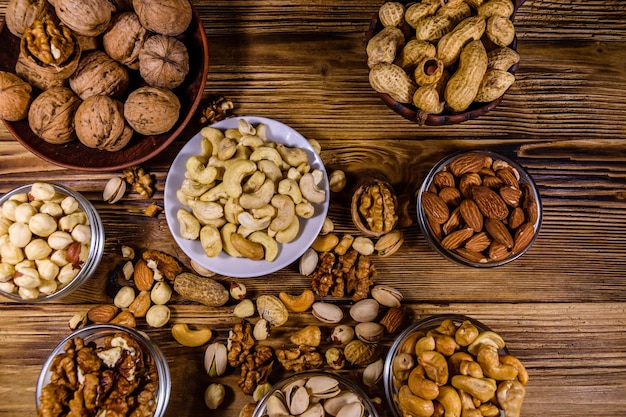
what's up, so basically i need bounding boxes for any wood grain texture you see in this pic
[1,0,626,416]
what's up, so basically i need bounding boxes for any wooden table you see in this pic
[1,1,626,416]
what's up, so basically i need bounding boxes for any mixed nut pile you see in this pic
[0,0,194,151]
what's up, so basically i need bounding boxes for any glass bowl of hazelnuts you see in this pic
[0,182,104,302]
[416,150,541,267]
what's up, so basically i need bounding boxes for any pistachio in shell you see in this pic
[28,86,80,144]
[124,86,180,135]
[0,71,33,122]
[102,12,149,70]
[69,51,130,100]
[53,0,115,37]
[133,0,193,36]
[138,34,189,89]
[75,95,133,152]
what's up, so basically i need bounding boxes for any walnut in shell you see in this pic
[0,71,33,122]
[15,17,81,90]
[75,95,133,152]
[133,0,192,36]
[5,0,52,38]
[28,86,80,144]
[138,34,189,89]
[102,12,148,69]
[124,86,180,135]
[69,51,130,100]
[53,0,116,37]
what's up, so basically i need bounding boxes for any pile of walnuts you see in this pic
[0,0,194,152]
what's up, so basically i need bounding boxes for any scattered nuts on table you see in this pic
[171,322,212,347]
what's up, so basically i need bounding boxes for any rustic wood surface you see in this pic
[1,0,626,416]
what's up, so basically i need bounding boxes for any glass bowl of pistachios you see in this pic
[384,314,529,417]
[252,371,379,417]
[36,323,171,417]
[0,182,104,302]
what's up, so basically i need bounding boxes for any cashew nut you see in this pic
[248,231,278,262]
[257,160,283,184]
[450,375,497,403]
[476,344,518,381]
[239,134,265,148]
[311,233,339,253]
[177,209,201,240]
[189,200,224,224]
[181,178,212,197]
[251,204,277,219]
[418,350,449,386]
[295,201,314,219]
[200,182,229,202]
[500,354,529,385]
[242,171,266,193]
[398,385,435,417]
[278,178,303,204]
[238,212,271,231]
[230,232,264,260]
[278,289,315,312]
[217,138,238,160]
[277,143,309,167]
[171,322,213,347]
[250,146,283,167]
[200,225,222,257]
[270,194,295,232]
[496,380,525,417]
[407,365,439,400]
[275,216,300,243]
[240,179,275,209]
[467,331,506,355]
[224,197,244,224]
[186,155,219,184]
[221,223,243,257]
[436,385,462,417]
[222,159,257,198]
[199,127,224,156]
[238,118,256,135]
[299,172,326,204]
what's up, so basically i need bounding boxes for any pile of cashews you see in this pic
[176,119,326,262]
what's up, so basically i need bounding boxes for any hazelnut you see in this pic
[145,304,171,328]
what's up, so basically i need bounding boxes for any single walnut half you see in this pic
[75,95,133,152]
[103,12,148,70]
[138,34,189,89]
[5,0,52,38]
[0,71,33,122]
[124,86,180,135]
[53,0,116,37]
[69,50,130,100]
[133,0,193,36]
[28,86,80,144]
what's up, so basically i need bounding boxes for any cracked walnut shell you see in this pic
[28,86,80,144]
[75,95,134,152]
[0,71,32,122]
[139,34,189,89]
[351,173,399,237]
[124,86,181,135]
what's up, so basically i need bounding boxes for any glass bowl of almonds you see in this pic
[417,150,541,267]
[36,323,171,417]
[384,314,529,417]
[0,182,104,301]
[252,371,379,417]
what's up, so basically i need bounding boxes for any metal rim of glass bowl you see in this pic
[35,323,171,416]
[416,150,543,268]
[0,182,104,302]
[383,314,509,417]
[252,370,379,417]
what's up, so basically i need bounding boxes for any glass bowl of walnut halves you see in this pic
[36,324,171,417]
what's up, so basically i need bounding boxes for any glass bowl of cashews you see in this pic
[36,323,171,417]
[365,0,524,125]
[164,116,330,278]
[252,371,379,417]
[384,314,529,417]
[0,182,104,302]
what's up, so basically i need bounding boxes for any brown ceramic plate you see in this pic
[0,7,208,171]
[365,0,524,126]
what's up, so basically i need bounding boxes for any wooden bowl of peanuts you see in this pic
[366,0,524,125]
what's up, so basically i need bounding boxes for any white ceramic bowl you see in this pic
[164,116,329,277]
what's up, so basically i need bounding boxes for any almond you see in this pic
[421,191,450,224]
[496,167,520,188]
[441,227,474,250]
[488,241,511,261]
[426,215,443,241]
[110,311,137,328]
[459,173,482,198]
[439,187,462,207]
[508,207,525,230]
[459,199,483,232]
[471,186,509,220]
[87,304,118,323]
[482,175,505,189]
[448,153,487,176]
[442,207,463,235]
[464,231,492,252]
[500,185,522,207]
[379,306,407,334]
[522,191,539,224]
[133,259,154,291]
[128,290,151,318]
[485,218,514,248]
[512,222,535,253]
[433,171,455,188]
[455,248,489,264]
